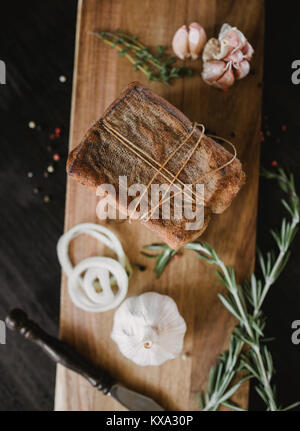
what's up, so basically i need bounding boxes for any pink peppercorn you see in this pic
[55,127,62,137]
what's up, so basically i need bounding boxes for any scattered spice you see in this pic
[28,121,36,129]
[271,160,278,167]
[43,195,50,203]
[47,165,54,173]
[132,262,146,272]
[281,124,287,132]
[53,153,60,161]
[92,30,194,85]
[43,171,49,178]
[55,127,62,137]
[27,172,33,178]
[33,187,39,195]
[59,75,67,83]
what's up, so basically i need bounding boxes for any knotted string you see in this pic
[101,119,236,222]
[102,119,199,201]
[142,133,237,222]
[129,122,205,221]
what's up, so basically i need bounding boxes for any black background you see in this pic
[0,0,300,411]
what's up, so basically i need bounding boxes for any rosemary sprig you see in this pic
[197,334,248,411]
[142,168,300,410]
[92,30,193,85]
[190,169,300,410]
[187,241,279,410]
[141,244,178,279]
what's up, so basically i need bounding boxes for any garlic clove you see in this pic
[202,38,220,62]
[219,24,247,52]
[234,60,250,80]
[242,42,254,61]
[224,49,244,67]
[234,27,247,47]
[215,63,235,88]
[201,60,227,84]
[188,22,206,60]
[202,37,230,62]
[172,25,189,60]
[218,23,232,41]
[218,39,231,59]
[111,292,187,366]
[221,29,241,51]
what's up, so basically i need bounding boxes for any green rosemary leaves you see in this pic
[141,244,178,279]
[143,168,300,411]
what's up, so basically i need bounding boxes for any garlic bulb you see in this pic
[57,223,131,312]
[111,292,187,366]
[201,23,254,88]
[172,22,206,60]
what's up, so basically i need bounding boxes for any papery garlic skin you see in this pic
[201,23,254,88]
[111,292,187,366]
[172,22,206,60]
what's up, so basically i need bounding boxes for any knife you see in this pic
[5,309,164,411]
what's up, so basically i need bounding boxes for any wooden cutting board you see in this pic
[55,0,264,411]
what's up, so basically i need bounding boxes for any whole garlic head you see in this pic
[172,22,206,60]
[201,23,254,88]
[111,292,187,366]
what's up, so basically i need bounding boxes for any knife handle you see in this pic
[6,309,116,395]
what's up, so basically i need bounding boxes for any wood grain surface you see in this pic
[55,0,264,411]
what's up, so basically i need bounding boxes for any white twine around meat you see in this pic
[57,223,131,312]
[101,120,237,222]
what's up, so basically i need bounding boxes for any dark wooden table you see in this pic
[0,0,299,411]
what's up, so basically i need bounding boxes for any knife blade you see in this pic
[109,384,164,411]
[5,309,165,411]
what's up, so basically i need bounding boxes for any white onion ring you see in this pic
[57,223,131,312]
